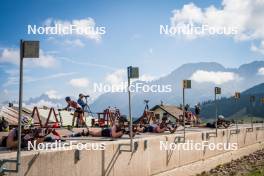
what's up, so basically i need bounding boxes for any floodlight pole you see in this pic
[182,87,186,141]
[215,90,218,136]
[182,80,191,142]
[250,96,254,129]
[2,40,24,174]
[0,41,24,174]
[0,40,39,175]
[16,39,23,174]
[234,92,240,133]
[262,98,264,128]
[251,104,253,129]
[126,66,139,152]
[128,74,133,152]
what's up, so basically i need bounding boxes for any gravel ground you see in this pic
[197,149,264,176]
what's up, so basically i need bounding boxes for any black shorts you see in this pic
[101,128,111,137]
[75,108,83,114]
[143,126,154,133]
[0,136,7,147]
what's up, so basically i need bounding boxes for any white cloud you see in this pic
[105,69,156,84]
[31,50,57,68]
[190,70,240,84]
[251,41,264,54]
[257,67,264,75]
[64,39,85,47]
[105,69,126,85]
[45,90,61,99]
[171,3,204,24]
[0,48,19,64]
[169,0,264,41]
[139,74,156,82]
[43,17,103,42]
[0,48,58,68]
[28,100,60,108]
[69,78,89,88]
[48,37,85,48]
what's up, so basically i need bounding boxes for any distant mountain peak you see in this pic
[238,60,264,76]
[243,83,264,95]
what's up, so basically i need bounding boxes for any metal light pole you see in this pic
[128,74,132,151]
[17,40,24,174]
[183,87,185,140]
[18,40,39,174]
[261,97,264,128]
[214,87,221,136]
[234,92,241,133]
[182,80,191,141]
[0,40,39,175]
[127,66,139,152]
[249,95,256,129]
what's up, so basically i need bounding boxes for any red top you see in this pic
[68,101,80,109]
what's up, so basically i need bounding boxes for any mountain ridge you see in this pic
[3,60,264,117]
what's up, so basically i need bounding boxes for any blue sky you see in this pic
[0,0,263,102]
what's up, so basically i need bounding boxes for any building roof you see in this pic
[0,107,18,125]
[150,104,183,119]
[0,106,50,126]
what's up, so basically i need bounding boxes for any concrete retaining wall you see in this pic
[2,126,264,176]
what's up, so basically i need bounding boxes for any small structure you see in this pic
[150,104,183,123]
[150,103,200,125]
